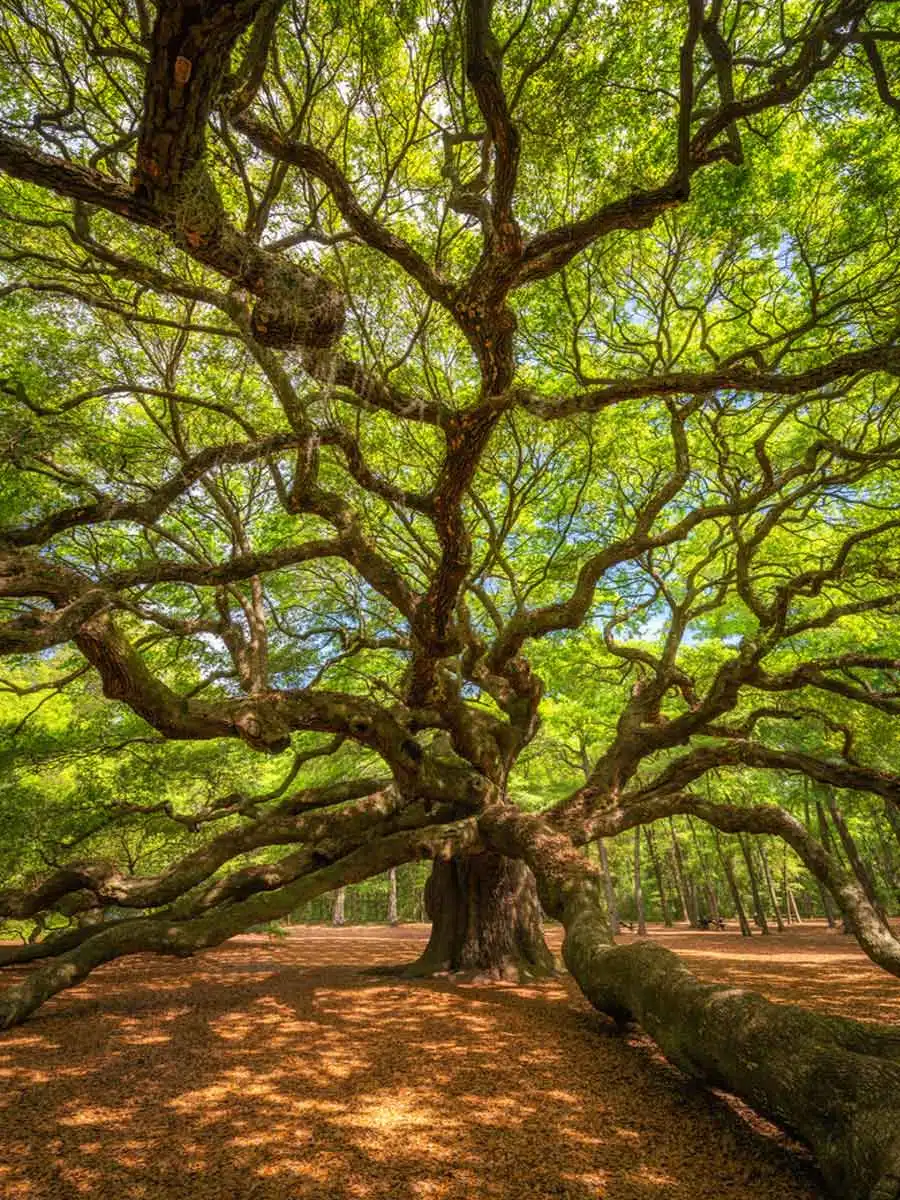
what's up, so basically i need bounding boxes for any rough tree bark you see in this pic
[406,851,556,980]
[565,914,900,1200]
[483,806,900,1200]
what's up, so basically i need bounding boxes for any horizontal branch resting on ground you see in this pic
[479,803,900,1200]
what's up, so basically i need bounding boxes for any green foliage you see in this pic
[1,0,899,944]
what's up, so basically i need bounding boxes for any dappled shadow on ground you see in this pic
[1,922,894,1200]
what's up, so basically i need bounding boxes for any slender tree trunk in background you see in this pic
[787,882,803,925]
[332,887,346,926]
[481,811,900,1200]
[581,741,619,935]
[687,816,718,925]
[817,799,853,933]
[645,826,672,926]
[872,826,898,899]
[581,741,620,935]
[799,790,826,922]
[886,799,900,854]
[808,795,838,928]
[704,878,721,926]
[597,838,620,934]
[667,849,687,920]
[782,846,795,922]
[716,832,752,936]
[780,841,804,924]
[863,831,896,914]
[876,809,900,910]
[669,817,696,927]
[696,883,710,926]
[759,839,785,931]
[827,796,890,925]
[408,852,555,980]
[740,834,770,934]
[821,881,839,927]
[386,867,399,925]
[633,829,647,935]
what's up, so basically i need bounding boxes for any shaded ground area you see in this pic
[1,922,896,1200]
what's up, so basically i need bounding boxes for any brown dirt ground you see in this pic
[1,921,897,1200]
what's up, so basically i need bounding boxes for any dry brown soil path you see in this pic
[1,922,897,1200]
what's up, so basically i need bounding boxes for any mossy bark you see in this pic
[407,851,556,980]
[561,884,900,1200]
[480,804,900,1200]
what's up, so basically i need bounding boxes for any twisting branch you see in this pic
[230,113,454,309]
[463,0,522,260]
[515,342,900,418]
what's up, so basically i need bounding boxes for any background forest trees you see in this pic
[2,0,900,1196]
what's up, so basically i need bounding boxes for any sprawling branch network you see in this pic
[1,2,900,1192]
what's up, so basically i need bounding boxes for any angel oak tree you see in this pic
[2,0,900,1195]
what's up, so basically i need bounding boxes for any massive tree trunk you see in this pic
[482,806,900,1200]
[406,851,556,980]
